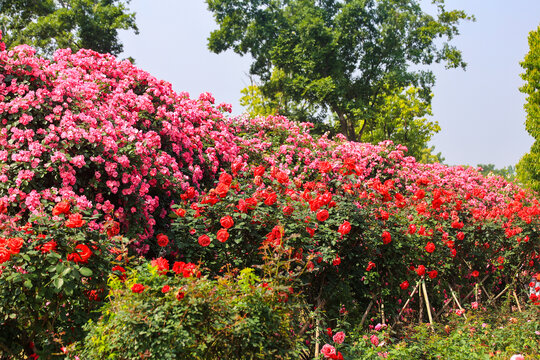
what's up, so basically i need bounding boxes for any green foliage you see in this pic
[0,0,138,56]
[77,258,308,360]
[207,0,472,146]
[517,25,540,192]
[362,86,440,161]
[240,84,279,117]
[477,163,516,181]
[344,306,540,359]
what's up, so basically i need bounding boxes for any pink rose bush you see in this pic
[0,32,240,252]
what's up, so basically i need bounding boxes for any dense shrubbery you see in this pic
[0,34,539,359]
[323,306,540,359]
[77,248,307,360]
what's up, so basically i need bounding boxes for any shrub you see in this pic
[76,248,308,360]
[341,306,540,359]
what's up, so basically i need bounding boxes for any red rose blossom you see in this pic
[172,261,198,278]
[275,171,289,184]
[217,228,229,243]
[283,205,294,216]
[253,165,265,177]
[317,209,329,222]
[198,234,211,247]
[218,172,233,185]
[39,240,57,254]
[428,270,438,279]
[318,161,332,173]
[215,182,229,198]
[131,283,145,293]
[151,257,170,275]
[338,221,351,236]
[416,265,426,276]
[382,231,392,245]
[65,213,85,228]
[112,265,126,280]
[156,233,169,247]
[174,208,186,217]
[400,280,409,290]
[220,215,234,229]
[0,247,10,264]
[52,201,70,216]
[7,237,23,254]
[425,242,435,253]
[67,244,92,263]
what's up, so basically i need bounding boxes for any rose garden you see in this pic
[0,33,538,359]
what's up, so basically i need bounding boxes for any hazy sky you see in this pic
[118,1,540,168]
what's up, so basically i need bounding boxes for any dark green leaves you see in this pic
[207,0,471,148]
[0,0,138,56]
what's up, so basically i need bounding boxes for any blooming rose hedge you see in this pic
[0,33,539,358]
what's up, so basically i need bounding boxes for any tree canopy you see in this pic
[0,0,138,56]
[517,25,540,192]
[206,0,471,147]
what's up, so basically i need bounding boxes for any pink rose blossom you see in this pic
[320,344,336,358]
[332,331,345,344]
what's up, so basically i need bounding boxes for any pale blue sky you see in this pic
[118,1,540,168]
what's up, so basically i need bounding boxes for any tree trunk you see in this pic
[334,107,358,142]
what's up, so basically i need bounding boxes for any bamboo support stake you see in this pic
[419,287,424,323]
[512,290,522,313]
[421,280,434,325]
[437,275,490,316]
[381,299,386,325]
[481,283,493,301]
[436,298,453,317]
[315,318,320,357]
[450,286,467,320]
[475,283,479,303]
[489,285,510,304]
[359,300,374,329]
[395,280,421,324]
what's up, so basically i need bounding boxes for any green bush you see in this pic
[331,306,540,359]
[75,250,309,359]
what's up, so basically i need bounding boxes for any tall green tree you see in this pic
[0,0,137,56]
[207,0,471,142]
[517,25,540,192]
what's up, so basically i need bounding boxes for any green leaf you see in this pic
[23,279,32,289]
[53,278,64,289]
[79,267,93,277]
